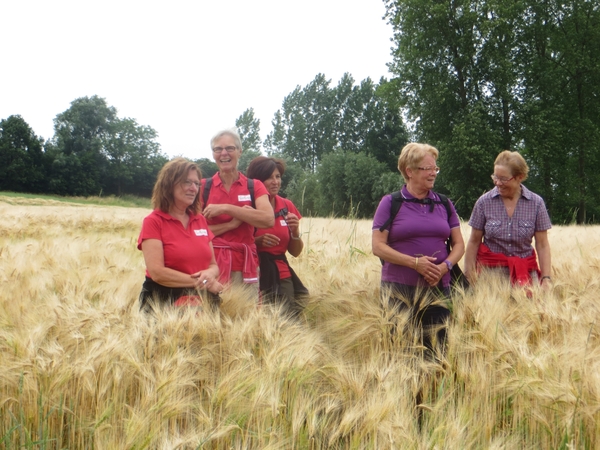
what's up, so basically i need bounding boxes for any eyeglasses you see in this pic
[182,180,200,189]
[212,146,237,153]
[490,174,514,184]
[417,166,440,174]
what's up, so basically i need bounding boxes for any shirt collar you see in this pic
[490,184,533,200]
[154,209,199,221]
[214,172,245,187]
[401,185,434,200]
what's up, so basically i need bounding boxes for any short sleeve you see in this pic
[252,179,269,199]
[372,195,393,231]
[447,199,461,229]
[137,213,162,250]
[535,197,552,231]
[468,197,486,230]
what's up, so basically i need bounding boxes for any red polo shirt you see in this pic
[137,209,214,278]
[255,195,302,279]
[201,173,268,271]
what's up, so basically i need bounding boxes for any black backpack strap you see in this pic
[436,192,456,252]
[379,191,452,233]
[436,193,452,221]
[379,191,404,232]
[247,178,256,209]
[202,177,213,207]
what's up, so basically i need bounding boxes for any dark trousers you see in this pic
[382,281,450,357]
[139,277,221,314]
[262,278,307,319]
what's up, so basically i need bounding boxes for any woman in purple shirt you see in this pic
[464,150,552,287]
[372,143,465,354]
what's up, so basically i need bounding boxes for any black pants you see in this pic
[382,282,450,357]
[139,277,221,314]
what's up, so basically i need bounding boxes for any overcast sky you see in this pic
[1,0,394,161]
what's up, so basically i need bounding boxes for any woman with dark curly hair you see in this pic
[246,156,308,317]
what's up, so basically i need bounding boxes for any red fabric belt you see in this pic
[477,243,541,286]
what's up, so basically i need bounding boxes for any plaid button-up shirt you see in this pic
[468,185,552,258]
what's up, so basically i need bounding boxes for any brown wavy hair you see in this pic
[151,157,202,214]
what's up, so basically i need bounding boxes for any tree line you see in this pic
[0,96,167,198]
[2,0,599,223]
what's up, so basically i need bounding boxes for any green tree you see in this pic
[236,108,261,153]
[0,115,46,193]
[317,151,389,218]
[283,170,321,217]
[519,0,600,223]
[235,108,263,173]
[49,96,167,197]
[49,96,117,195]
[384,0,515,217]
[104,118,166,196]
[266,74,408,171]
[384,0,600,222]
[197,158,218,179]
[265,74,337,172]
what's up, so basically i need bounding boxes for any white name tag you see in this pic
[194,229,208,236]
[280,219,288,227]
[238,194,251,202]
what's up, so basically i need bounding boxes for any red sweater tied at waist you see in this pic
[477,243,541,286]
[212,237,259,285]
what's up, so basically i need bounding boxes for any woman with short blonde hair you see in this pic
[372,142,465,355]
[464,150,552,287]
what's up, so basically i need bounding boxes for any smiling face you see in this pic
[212,134,241,173]
[407,154,438,193]
[172,168,200,210]
[493,164,522,199]
[263,168,282,197]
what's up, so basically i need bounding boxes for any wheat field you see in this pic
[1,196,600,449]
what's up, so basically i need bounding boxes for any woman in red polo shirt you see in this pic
[246,156,308,317]
[201,129,274,293]
[137,158,223,313]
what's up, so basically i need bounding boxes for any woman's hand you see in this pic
[202,203,228,220]
[192,270,223,294]
[256,233,280,248]
[285,213,300,237]
[415,256,443,286]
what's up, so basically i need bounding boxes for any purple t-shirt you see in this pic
[468,184,552,258]
[372,186,461,287]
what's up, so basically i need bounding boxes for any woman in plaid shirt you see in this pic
[464,151,552,287]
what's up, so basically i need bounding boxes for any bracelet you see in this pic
[291,233,302,240]
[541,276,552,282]
[444,259,453,271]
[414,257,419,270]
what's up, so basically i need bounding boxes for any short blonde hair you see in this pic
[494,150,529,181]
[151,158,202,214]
[398,143,439,181]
